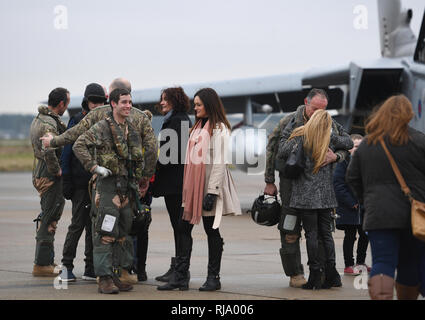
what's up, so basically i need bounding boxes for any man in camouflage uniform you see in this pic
[30,87,70,276]
[73,88,147,294]
[264,88,349,288]
[41,78,157,284]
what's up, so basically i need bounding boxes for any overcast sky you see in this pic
[0,0,424,114]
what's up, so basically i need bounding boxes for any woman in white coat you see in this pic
[157,88,241,291]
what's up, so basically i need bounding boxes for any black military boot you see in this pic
[302,268,323,290]
[199,237,223,291]
[155,257,176,282]
[322,264,342,289]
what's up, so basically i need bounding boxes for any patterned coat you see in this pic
[265,105,350,206]
[30,105,66,195]
[277,116,353,209]
[72,116,144,182]
[51,105,157,179]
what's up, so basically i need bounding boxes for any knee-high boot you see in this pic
[199,237,224,291]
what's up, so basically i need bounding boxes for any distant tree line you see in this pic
[0,114,37,139]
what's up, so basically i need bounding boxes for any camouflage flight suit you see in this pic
[50,105,157,179]
[265,105,349,277]
[30,105,66,266]
[73,114,144,278]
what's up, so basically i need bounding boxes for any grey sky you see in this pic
[0,0,424,114]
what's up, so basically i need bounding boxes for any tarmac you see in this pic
[0,171,376,301]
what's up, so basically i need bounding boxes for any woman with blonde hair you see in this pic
[278,109,353,290]
[347,95,425,300]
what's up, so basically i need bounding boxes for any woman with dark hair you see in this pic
[157,87,241,292]
[151,87,192,282]
[347,95,425,300]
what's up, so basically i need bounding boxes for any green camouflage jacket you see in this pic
[51,105,157,178]
[30,105,66,194]
[72,115,144,181]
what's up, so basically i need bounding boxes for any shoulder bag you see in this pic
[380,138,425,241]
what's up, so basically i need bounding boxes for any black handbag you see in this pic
[282,139,306,179]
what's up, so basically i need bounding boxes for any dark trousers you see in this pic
[298,208,336,271]
[340,224,369,267]
[176,213,222,277]
[133,221,149,273]
[368,229,422,286]
[164,194,182,256]
[61,188,93,271]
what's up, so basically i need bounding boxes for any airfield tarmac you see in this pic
[0,171,376,301]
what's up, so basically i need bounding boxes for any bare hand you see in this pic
[40,133,53,148]
[139,177,149,198]
[264,183,277,196]
[57,168,62,177]
[321,148,337,167]
[48,221,58,234]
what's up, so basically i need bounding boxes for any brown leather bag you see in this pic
[380,138,425,241]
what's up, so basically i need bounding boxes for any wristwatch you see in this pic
[335,153,341,162]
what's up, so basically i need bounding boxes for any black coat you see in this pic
[346,127,425,231]
[152,111,192,197]
[333,156,362,226]
[60,111,92,188]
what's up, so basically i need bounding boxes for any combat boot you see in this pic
[112,275,133,292]
[289,274,307,288]
[32,264,60,277]
[302,269,323,290]
[98,276,119,294]
[321,264,342,289]
[155,257,176,282]
[119,269,138,285]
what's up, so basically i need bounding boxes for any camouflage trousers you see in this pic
[91,176,134,277]
[34,179,65,266]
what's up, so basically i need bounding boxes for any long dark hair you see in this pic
[192,88,231,136]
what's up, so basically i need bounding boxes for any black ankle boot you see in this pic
[157,256,190,291]
[157,271,189,291]
[302,269,323,290]
[155,257,176,282]
[199,275,221,291]
[322,265,342,289]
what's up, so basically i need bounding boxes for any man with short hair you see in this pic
[40,78,156,197]
[30,87,69,276]
[73,88,144,294]
[264,88,349,288]
[59,83,107,282]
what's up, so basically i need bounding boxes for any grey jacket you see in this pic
[277,118,353,209]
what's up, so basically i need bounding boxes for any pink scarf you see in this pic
[182,120,211,225]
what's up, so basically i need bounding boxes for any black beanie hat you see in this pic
[81,83,107,111]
